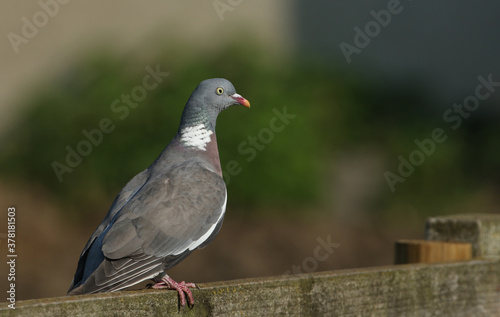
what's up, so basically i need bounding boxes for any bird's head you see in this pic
[180,78,250,132]
[195,78,250,112]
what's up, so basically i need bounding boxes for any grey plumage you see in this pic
[68,78,249,297]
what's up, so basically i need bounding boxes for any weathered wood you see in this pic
[395,240,472,264]
[426,213,500,258]
[1,259,499,317]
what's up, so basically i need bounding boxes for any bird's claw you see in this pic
[150,276,197,309]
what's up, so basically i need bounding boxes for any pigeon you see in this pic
[67,78,250,308]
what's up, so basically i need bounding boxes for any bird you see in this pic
[67,78,250,308]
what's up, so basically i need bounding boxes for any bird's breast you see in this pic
[203,133,222,177]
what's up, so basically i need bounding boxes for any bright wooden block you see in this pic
[395,239,472,264]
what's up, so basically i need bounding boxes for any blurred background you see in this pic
[1,0,500,301]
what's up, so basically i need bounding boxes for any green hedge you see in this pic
[1,42,498,220]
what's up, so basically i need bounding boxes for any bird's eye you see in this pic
[216,87,224,95]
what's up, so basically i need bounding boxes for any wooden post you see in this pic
[426,213,500,258]
[395,240,472,264]
[395,213,500,264]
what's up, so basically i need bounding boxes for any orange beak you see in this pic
[231,93,251,108]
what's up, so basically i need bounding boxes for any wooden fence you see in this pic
[1,214,499,316]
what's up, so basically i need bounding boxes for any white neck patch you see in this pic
[180,123,213,151]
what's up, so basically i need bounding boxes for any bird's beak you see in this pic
[230,93,251,108]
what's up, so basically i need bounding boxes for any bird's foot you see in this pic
[149,275,198,309]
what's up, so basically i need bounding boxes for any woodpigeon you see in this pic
[67,78,250,308]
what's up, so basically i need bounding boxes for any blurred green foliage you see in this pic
[1,41,499,220]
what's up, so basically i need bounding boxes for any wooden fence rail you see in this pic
[1,214,499,317]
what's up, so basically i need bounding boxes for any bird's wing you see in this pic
[77,168,150,258]
[68,168,149,292]
[71,160,226,294]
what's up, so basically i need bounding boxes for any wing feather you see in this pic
[68,169,149,291]
[69,160,226,295]
[103,161,226,260]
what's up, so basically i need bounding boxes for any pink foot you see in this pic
[150,275,198,308]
